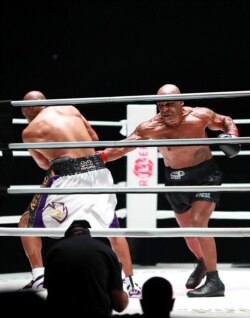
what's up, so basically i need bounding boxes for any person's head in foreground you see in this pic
[140,276,175,316]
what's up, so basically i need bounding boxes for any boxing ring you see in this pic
[1,90,250,317]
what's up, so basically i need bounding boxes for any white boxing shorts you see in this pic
[27,154,119,233]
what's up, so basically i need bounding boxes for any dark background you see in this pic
[0,0,250,273]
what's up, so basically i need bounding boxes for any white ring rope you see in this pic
[12,118,250,125]
[234,119,250,124]
[0,151,30,157]
[7,137,247,150]
[11,90,250,107]
[1,210,250,225]
[12,118,126,127]
[155,210,250,220]
[164,150,250,157]
[2,150,250,158]
[141,210,250,220]
[7,118,249,156]
[1,227,250,238]
[2,150,250,157]
[6,184,250,194]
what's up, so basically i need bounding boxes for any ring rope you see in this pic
[160,150,250,157]
[2,150,250,157]
[116,209,250,220]
[0,151,30,157]
[12,118,250,125]
[234,119,250,124]
[6,184,250,194]
[1,227,250,237]
[2,210,250,225]
[7,137,247,150]
[10,90,250,107]
[12,118,126,127]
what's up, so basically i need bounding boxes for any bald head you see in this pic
[23,91,46,101]
[156,84,184,125]
[22,91,47,122]
[157,84,181,95]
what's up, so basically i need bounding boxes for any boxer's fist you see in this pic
[218,132,241,158]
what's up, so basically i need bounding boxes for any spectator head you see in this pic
[64,220,91,238]
[140,276,175,315]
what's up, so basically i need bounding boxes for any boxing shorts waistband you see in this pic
[50,154,105,176]
[165,158,219,180]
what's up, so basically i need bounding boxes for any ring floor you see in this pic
[0,263,249,317]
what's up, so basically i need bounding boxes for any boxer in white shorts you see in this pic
[18,90,141,297]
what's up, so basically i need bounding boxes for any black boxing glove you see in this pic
[218,129,241,158]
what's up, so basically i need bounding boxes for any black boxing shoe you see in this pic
[186,259,206,289]
[187,270,225,298]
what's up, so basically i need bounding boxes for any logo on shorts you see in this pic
[133,158,153,178]
[196,193,211,199]
[170,171,185,180]
[80,159,95,171]
[43,201,68,226]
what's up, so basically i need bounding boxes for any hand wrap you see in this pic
[97,151,107,163]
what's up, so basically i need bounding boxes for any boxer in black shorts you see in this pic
[104,83,241,297]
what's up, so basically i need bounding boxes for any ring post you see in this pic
[126,104,158,228]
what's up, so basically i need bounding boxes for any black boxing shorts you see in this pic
[164,158,223,214]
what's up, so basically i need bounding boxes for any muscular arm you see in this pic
[193,107,240,158]
[208,113,239,134]
[193,107,239,134]
[104,133,138,162]
[104,122,150,162]
[28,149,50,170]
